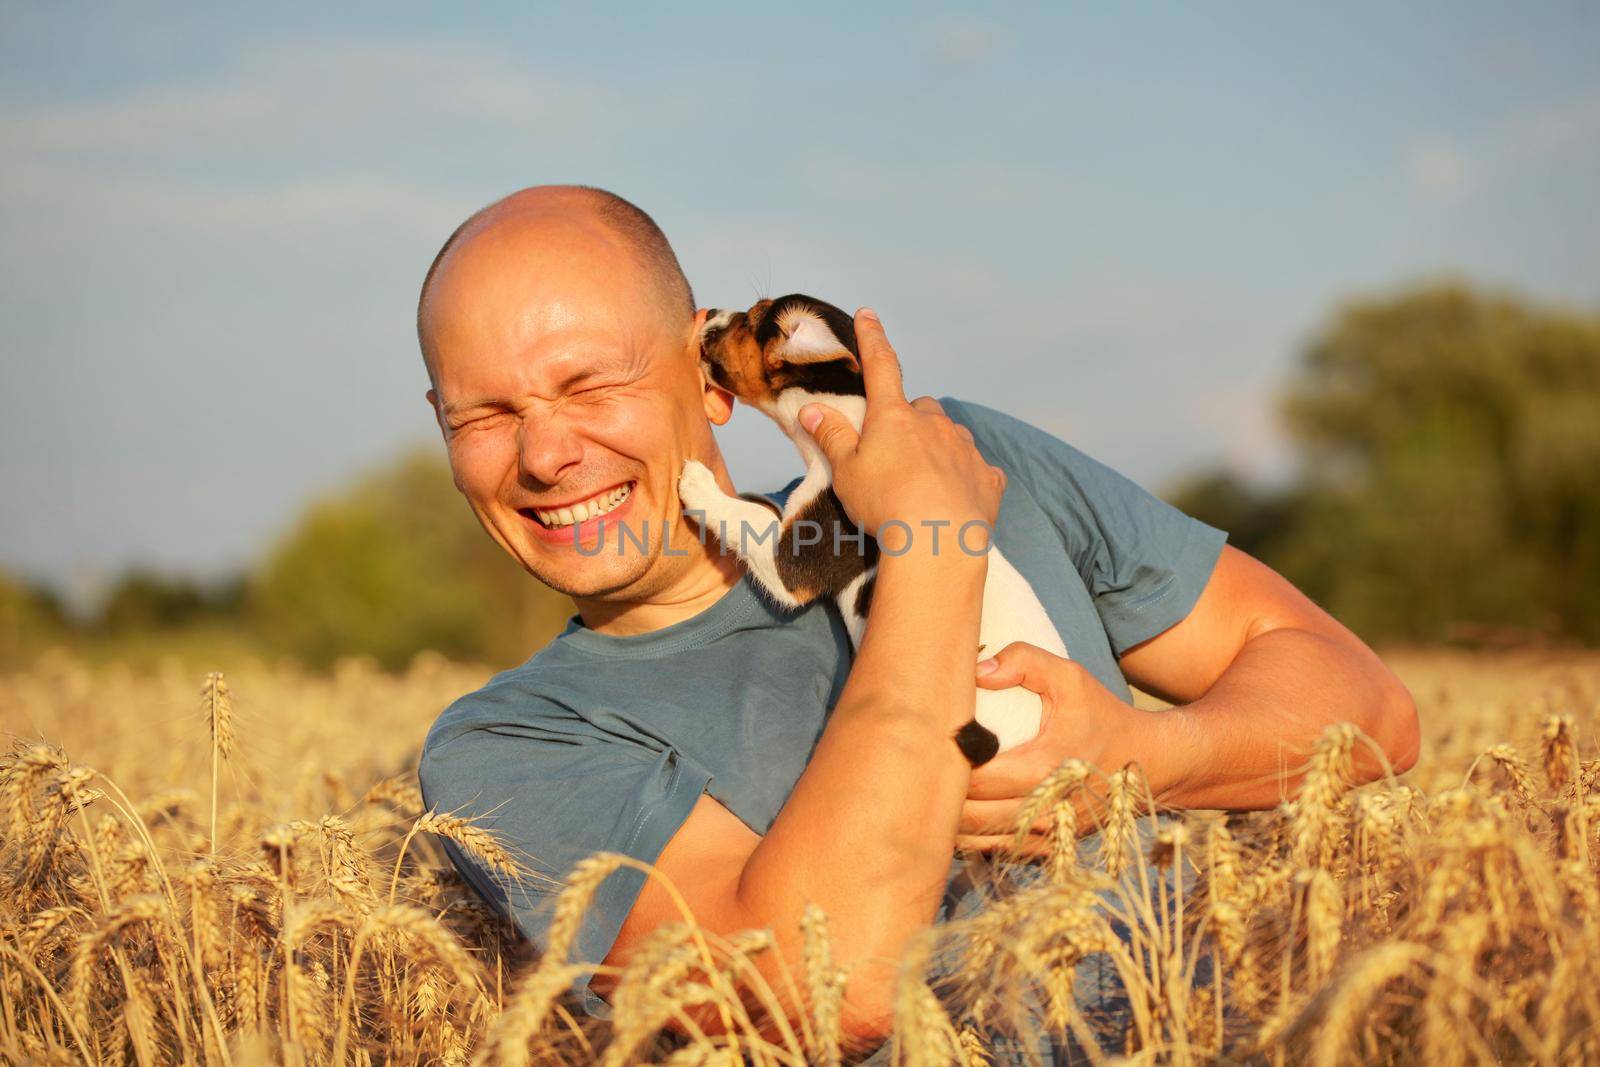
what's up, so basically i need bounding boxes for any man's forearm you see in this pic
[1149,626,1421,810]
[735,548,987,1027]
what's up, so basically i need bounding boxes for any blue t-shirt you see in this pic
[418,396,1228,1017]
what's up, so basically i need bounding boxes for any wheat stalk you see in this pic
[1542,715,1577,796]
[800,903,844,1067]
[4,648,1598,1065]
[202,672,233,858]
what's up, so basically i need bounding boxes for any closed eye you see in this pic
[451,411,511,432]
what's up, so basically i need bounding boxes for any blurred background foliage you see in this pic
[4,277,1597,671]
[249,450,573,669]
[3,450,573,671]
[1168,279,1600,646]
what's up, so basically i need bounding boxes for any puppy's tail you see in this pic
[953,719,1001,768]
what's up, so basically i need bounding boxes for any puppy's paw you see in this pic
[677,459,723,516]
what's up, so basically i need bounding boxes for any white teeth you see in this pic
[535,482,632,528]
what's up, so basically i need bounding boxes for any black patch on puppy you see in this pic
[759,294,865,398]
[854,574,876,618]
[954,721,1001,768]
[755,294,860,358]
[701,291,1032,770]
[775,487,879,601]
[706,358,738,394]
[737,491,782,517]
[771,360,865,398]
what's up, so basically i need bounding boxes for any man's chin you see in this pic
[523,553,657,601]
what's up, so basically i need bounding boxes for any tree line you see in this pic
[1169,280,1600,645]
[4,279,1597,670]
[1,452,574,670]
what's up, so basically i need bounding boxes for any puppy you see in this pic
[678,294,1070,767]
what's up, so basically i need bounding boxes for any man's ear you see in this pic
[687,308,735,425]
[426,388,448,439]
[700,367,735,426]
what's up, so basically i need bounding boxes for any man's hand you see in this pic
[798,309,1006,548]
[954,543,1426,855]
[955,641,1176,854]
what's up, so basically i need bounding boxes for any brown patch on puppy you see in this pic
[700,294,864,409]
[699,299,776,407]
[775,487,879,601]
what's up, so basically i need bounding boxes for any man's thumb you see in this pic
[799,403,857,461]
[975,641,1058,694]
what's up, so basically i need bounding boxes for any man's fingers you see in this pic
[975,640,1071,694]
[959,797,1052,837]
[965,748,1057,801]
[910,395,945,415]
[798,403,860,466]
[854,309,907,408]
[955,834,1055,859]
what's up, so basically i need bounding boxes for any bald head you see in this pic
[417,185,695,384]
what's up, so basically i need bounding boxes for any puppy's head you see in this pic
[698,294,863,413]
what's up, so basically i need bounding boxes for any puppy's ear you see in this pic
[767,309,861,371]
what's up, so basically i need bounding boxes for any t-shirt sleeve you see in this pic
[941,396,1229,656]
[417,694,711,1015]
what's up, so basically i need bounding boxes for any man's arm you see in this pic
[893,397,1414,845]
[604,547,985,1042]
[955,545,1420,852]
[1117,543,1420,803]
[600,312,1003,1043]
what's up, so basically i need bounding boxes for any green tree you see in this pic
[1160,470,1300,564]
[0,570,67,667]
[95,569,245,633]
[250,449,573,669]
[1172,281,1600,644]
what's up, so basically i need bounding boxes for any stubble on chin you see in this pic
[525,546,659,601]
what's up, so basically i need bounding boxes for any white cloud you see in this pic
[1187,382,1292,484]
[1500,90,1600,165]
[1404,136,1468,199]
[674,204,1296,488]
[0,36,639,585]
[1403,90,1600,203]
[799,153,1069,214]
[1,37,625,164]
[923,15,1003,69]
[1,162,463,237]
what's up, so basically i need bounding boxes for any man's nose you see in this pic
[516,414,583,487]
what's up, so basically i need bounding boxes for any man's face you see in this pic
[422,212,719,600]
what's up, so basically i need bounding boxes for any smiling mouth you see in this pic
[523,481,635,529]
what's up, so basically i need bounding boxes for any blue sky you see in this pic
[2,3,1597,596]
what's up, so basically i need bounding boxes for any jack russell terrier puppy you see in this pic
[678,294,1070,767]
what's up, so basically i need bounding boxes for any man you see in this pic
[415,185,1420,1054]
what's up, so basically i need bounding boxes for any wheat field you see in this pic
[2,646,1598,1065]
